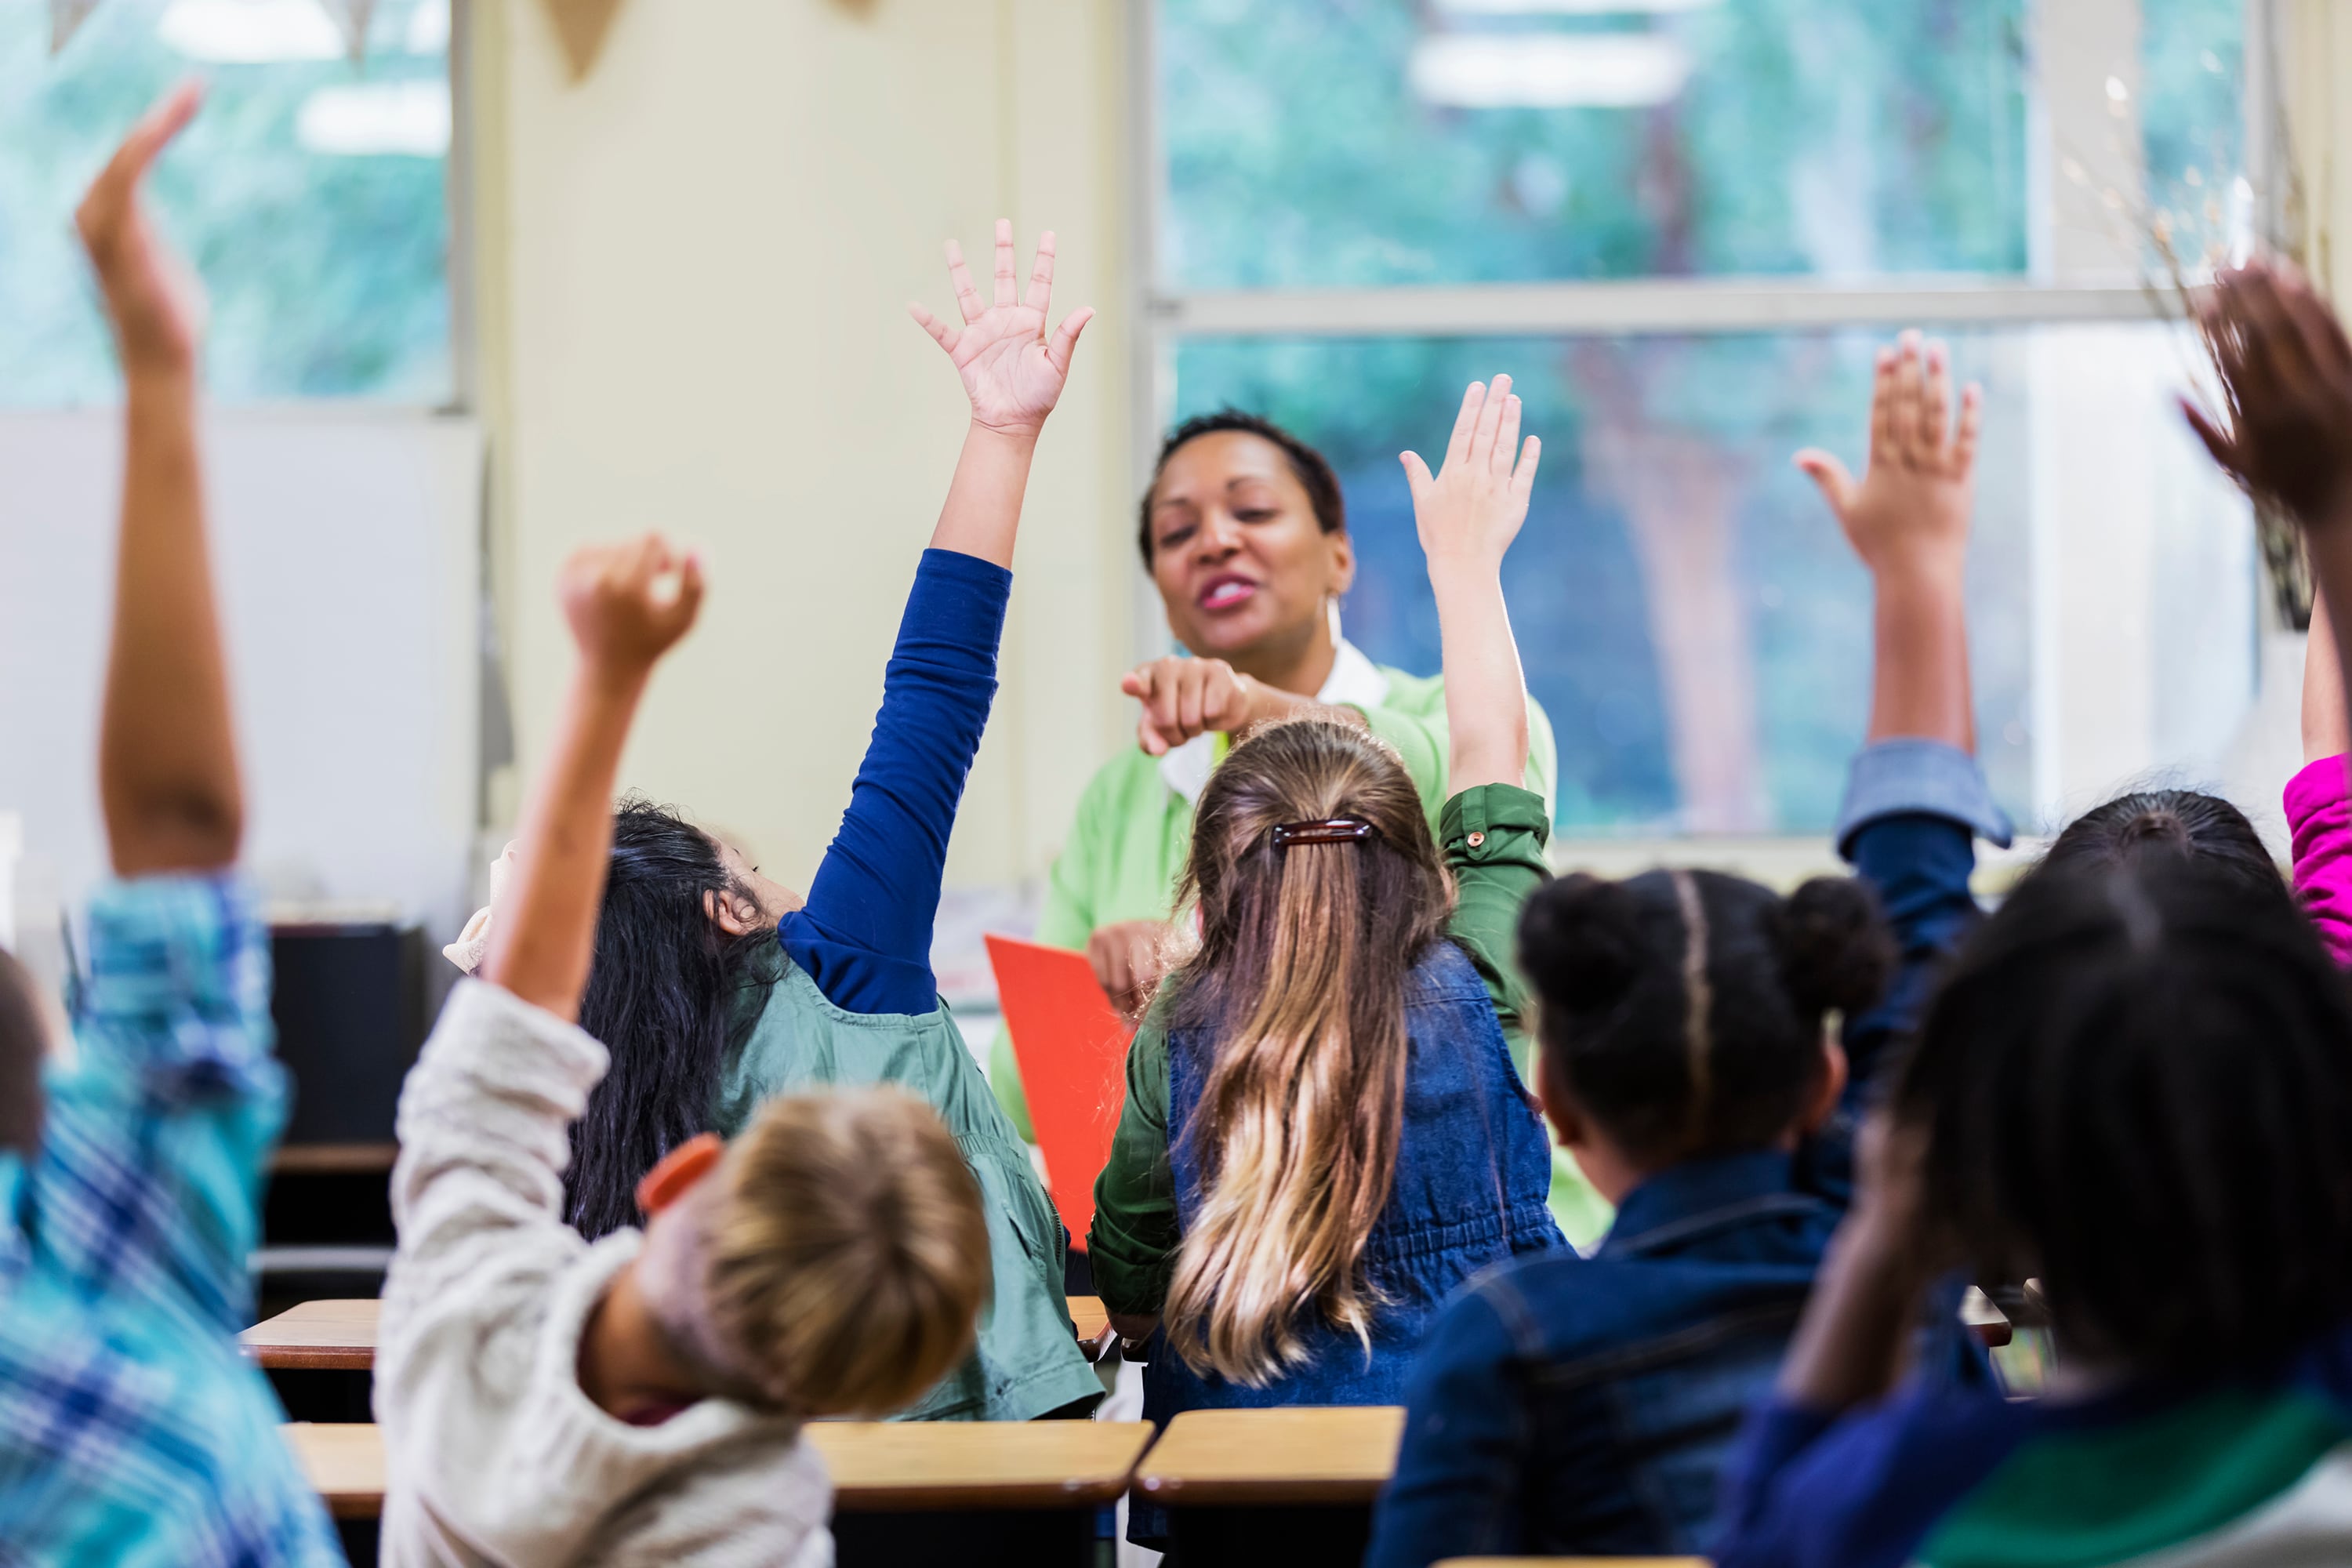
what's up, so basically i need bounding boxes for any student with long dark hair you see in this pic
[1715,261,2352,1568]
[1368,330,2009,1565]
[450,223,1105,1424]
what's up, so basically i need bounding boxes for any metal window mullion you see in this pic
[1149,279,2176,339]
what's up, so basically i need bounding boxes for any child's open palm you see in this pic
[910,220,1094,439]
[1401,374,1541,571]
[1796,332,1981,574]
[560,534,704,677]
[76,81,208,374]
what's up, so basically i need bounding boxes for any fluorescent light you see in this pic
[158,0,344,62]
[405,0,449,55]
[1436,0,1718,11]
[1410,33,1692,108]
[296,81,450,156]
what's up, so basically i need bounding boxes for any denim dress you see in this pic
[1143,939,1565,1422]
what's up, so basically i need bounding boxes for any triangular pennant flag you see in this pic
[540,0,627,82]
[50,0,102,54]
[314,0,377,62]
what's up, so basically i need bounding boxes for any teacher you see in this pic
[992,410,1559,1131]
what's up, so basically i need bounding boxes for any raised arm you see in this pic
[2188,262,2352,740]
[78,84,241,877]
[1798,331,1981,750]
[909,219,1093,568]
[782,226,1092,1014]
[484,539,703,1021]
[1399,376,1541,792]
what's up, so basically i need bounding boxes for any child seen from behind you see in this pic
[1369,330,2012,1565]
[374,535,989,1566]
[0,85,343,1567]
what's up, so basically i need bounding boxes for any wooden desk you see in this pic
[284,1422,385,1519]
[810,1419,1152,1512]
[1135,1406,1406,1568]
[283,1419,1152,1566]
[246,1295,1120,1371]
[244,1298,381,1372]
[1135,1405,1406,1506]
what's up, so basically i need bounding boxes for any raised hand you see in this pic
[557,533,705,679]
[77,81,207,376]
[2187,261,2352,530]
[909,220,1095,440]
[1400,374,1541,572]
[1795,331,1981,576]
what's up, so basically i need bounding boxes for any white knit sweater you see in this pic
[375,978,833,1568]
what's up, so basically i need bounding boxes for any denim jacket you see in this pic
[1142,938,1564,1425]
[1367,740,2008,1568]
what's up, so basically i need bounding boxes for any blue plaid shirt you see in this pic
[0,876,343,1566]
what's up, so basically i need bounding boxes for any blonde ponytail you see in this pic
[1163,719,1452,1385]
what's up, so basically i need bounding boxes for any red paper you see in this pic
[985,935,1134,1250]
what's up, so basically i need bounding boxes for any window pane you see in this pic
[1159,0,2030,289]
[2140,0,2246,268]
[0,0,451,405]
[1170,326,2254,837]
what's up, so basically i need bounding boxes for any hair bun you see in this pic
[1519,874,1646,1013]
[1774,876,1896,1019]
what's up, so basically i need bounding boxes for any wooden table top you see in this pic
[281,1421,1155,1518]
[246,1295,1119,1370]
[242,1298,383,1371]
[284,1423,387,1519]
[1134,1406,1406,1506]
[810,1420,1155,1511]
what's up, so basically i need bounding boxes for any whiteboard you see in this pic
[0,406,483,946]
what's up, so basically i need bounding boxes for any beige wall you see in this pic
[470,0,1136,891]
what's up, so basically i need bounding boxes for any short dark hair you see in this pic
[1900,857,2352,1377]
[0,950,48,1159]
[2041,789,2278,893]
[1138,410,1345,567]
[1517,869,1894,1163]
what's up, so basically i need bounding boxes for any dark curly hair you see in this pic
[1516,868,1894,1163]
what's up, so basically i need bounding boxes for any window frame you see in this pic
[1128,0,2274,841]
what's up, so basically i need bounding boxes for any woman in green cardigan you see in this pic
[996,411,1606,1241]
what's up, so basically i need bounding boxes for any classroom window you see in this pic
[0,0,453,405]
[1145,0,2259,839]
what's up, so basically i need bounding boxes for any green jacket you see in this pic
[715,946,1103,1423]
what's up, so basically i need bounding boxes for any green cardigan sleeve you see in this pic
[1348,693,1561,831]
[1086,1000,1178,1316]
[1439,782,1553,1036]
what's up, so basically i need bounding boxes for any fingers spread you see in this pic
[1951,384,1984,477]
[1025,230,1058,315]
[1399,450,1435,503]
[1468,372,1511,466]
[1793,449,1857,516]
[1446,381,1486,466]
[1046,305,1094,375]
[2180,396,2239,474]
[1867,346,1898,466]
[946,239,984,325]
[1921,339,1953,461]
[1511,434,1542,497]
[993,216,1017,308]
[1891,331,1926,465]
[1494,393,1523,477]
[908,302,957,352]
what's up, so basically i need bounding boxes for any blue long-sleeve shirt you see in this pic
[775,547,1011,1016]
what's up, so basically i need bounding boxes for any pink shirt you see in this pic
[2287,755,2352,967]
